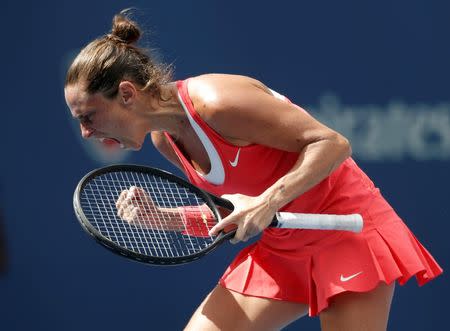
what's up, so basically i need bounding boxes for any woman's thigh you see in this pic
[319,282,395,331]
[184,284,309,331]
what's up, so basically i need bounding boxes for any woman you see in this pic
[64,11,442,331]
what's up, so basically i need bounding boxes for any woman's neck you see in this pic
[141,83,188,138]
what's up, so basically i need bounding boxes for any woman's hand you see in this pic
[116,186,159,226]
[208,193,277,244]
[116,186,189,232]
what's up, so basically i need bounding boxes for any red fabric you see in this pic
[179,205,215,237]
[166,79,443,316]
[166,80,300,199]
[220,209,443,316]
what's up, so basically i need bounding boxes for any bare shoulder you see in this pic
[186,74,275,144]
[184,73,338,152]
[188,73,270,92]
[187,74,271,115]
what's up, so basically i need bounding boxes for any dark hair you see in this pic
[65,9,172,98]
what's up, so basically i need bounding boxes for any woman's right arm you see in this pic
[116,186,214,237]
[151,131,184,171]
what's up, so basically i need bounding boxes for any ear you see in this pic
[118,81,137,106]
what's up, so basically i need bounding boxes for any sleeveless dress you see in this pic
[163,79,442,316]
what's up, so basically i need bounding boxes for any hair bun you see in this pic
[111,10,141,44]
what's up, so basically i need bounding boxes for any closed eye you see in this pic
[80,115,91,125]
[78,112,94,125]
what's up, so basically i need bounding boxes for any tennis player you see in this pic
[64,11,443,331]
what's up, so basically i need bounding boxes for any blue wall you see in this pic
[1,1,448,330]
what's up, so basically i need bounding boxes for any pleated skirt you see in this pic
[219,194,443,316]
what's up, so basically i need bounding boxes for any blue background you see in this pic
[1,0,448,330]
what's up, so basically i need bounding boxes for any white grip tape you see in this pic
[275,212,363,233]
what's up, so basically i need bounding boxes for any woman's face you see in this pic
[64,83,146,150]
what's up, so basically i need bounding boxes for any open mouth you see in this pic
[99,138,125,149]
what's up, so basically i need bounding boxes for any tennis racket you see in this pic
[73,164,363,265]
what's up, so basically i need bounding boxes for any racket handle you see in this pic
[272,212,363,233]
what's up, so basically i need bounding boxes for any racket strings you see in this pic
[79,171,217,258]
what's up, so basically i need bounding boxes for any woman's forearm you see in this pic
[260,133,352,212]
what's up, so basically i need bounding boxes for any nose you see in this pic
[80,123,95,139]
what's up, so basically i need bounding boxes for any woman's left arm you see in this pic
[191,77,351,243]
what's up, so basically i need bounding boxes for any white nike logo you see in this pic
[340,271,363,282]
[229,148,241,167]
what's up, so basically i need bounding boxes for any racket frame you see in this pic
[73,164,234,265]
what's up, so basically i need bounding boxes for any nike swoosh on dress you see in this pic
[229,148,241,167]
[340,271,363,282]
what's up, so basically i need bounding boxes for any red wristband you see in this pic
[179,204,216,238]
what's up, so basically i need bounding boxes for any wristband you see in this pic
[179,204,215,237]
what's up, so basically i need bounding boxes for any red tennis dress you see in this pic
[164,79,443,316]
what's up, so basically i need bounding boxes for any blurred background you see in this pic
[1,0,448,330]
